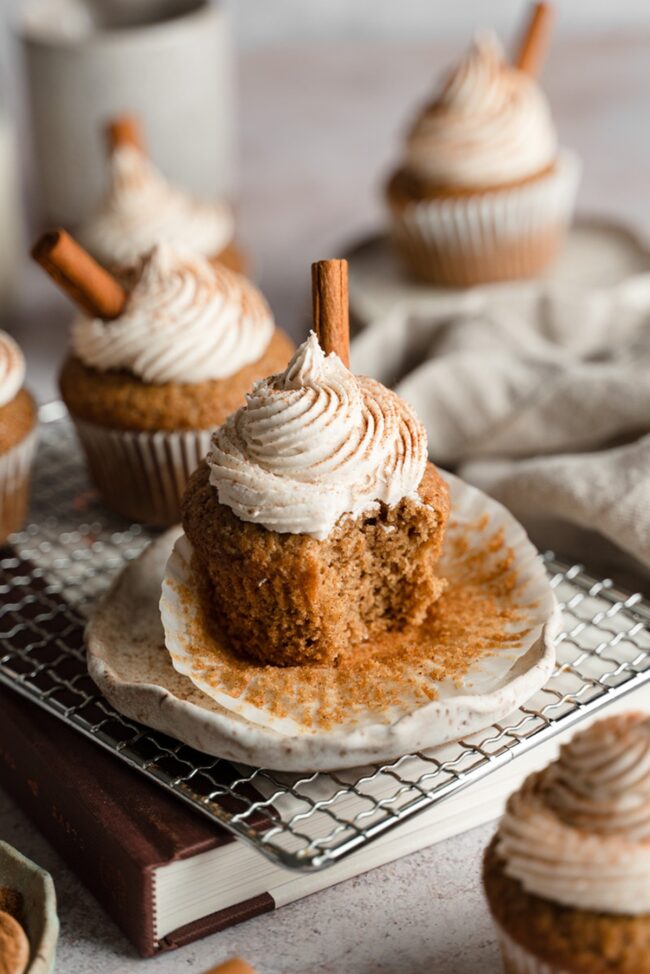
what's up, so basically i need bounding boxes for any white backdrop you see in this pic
[231,0,650,46]
[5,0,650,45]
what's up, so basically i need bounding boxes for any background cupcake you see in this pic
[79,116,244,276]
[484,712,650,974]
[34,230,293,526]
[386,15,581,286]
[0,332,37,544]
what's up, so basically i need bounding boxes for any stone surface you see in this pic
[2,33,649,974]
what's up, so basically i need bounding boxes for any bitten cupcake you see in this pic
[181,260,450,666]
[0,332,37,543]
[79,115,243,275]
[386,4,581,286]
[484,712,650,974]
[33,230,293,526]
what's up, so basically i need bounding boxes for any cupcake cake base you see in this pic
[386,150,581,287]
[0,390,38,544]
[484,836,650,974]
[60,328,295,526]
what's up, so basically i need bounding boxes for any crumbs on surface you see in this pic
[168,516,537,732]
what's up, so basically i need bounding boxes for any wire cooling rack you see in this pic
[1,405,650,873]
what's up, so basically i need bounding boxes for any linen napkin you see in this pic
[351,276,650,573]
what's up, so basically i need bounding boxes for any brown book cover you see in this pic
[0,684,274,957]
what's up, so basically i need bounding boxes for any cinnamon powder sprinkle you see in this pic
[169,516,539,731]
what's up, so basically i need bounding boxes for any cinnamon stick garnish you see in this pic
[32,229,127,320]
[202,960,257,974]
[515,2,554,76]
[105,114,145,155]
[311,259,350,367]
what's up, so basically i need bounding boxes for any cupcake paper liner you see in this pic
[495,922,574,974]
[389,149,582,286]
[73,419,213,526]
[0,427,38,543]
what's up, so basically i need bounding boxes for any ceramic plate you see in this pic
[87,473,559,771]
[0,841,58,974]
[346,216,650,329]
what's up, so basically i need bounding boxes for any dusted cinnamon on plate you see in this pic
[0,332,37,544]
[385,3,581,285]
[32,230,293,526]
[79,115,244,275]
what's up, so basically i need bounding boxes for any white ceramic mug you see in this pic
[18,0,235,226]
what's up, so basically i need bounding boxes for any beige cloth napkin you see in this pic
[351,277,650,572]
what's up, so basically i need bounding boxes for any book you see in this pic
[1,681,648,957]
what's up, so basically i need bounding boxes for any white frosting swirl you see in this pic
[404,31,557,187]
[497,713,650,915]
[0,331,26,408]
[71,244,274,385]
[207,333,428,539]
[80,145,235,267]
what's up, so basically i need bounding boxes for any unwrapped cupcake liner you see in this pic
[73,419,213,526]
[389,149,582,286]
[0,427,38,541]
[494,921,574,974]
[156,470,558,771]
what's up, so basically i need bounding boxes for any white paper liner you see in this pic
[494,921,574,974]
[157,472,559,766]
[0,427,38,537]
[390,149,581,281]
[72,419,213,526]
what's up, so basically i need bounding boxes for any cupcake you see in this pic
[181,260,450,666]
[33,230,293,526]
[484,712,650,974]
[0,332,37,544]
[386,13,581,286]
[79,115,243,276]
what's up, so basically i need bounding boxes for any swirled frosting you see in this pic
[0,331,25,408]
[497,713,650,915]
[71,244,274,384]
[404,31,557,188]
[207,333,428,539]
[80,145,235,267]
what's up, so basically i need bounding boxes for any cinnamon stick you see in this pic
[32,229,127,320]
[202,960,257,974]
[515,2,554,76]
[311,259,350,367]
[105,114,145,155]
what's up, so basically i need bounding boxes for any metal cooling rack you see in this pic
[1,405,650,873]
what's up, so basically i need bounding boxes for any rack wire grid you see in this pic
[1,404,650,872]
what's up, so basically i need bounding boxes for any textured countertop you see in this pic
[3,34,650,974]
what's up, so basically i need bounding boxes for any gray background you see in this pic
[4,0,650,48]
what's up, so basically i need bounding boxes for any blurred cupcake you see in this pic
[484,712,650,974]
[34,230,293,526]
[79,115,244,276]
[0,332,37,543]
[386,26,580,286]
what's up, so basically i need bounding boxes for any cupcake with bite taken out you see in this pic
[79,115,244,276]
[181,260,450,666]
[0,331,37,543]
[386,4,581,286]
[484,712,650,974]
[33,230,293,526]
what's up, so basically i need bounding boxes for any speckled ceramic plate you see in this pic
[0,841,58,974]
[87,474,559,771]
